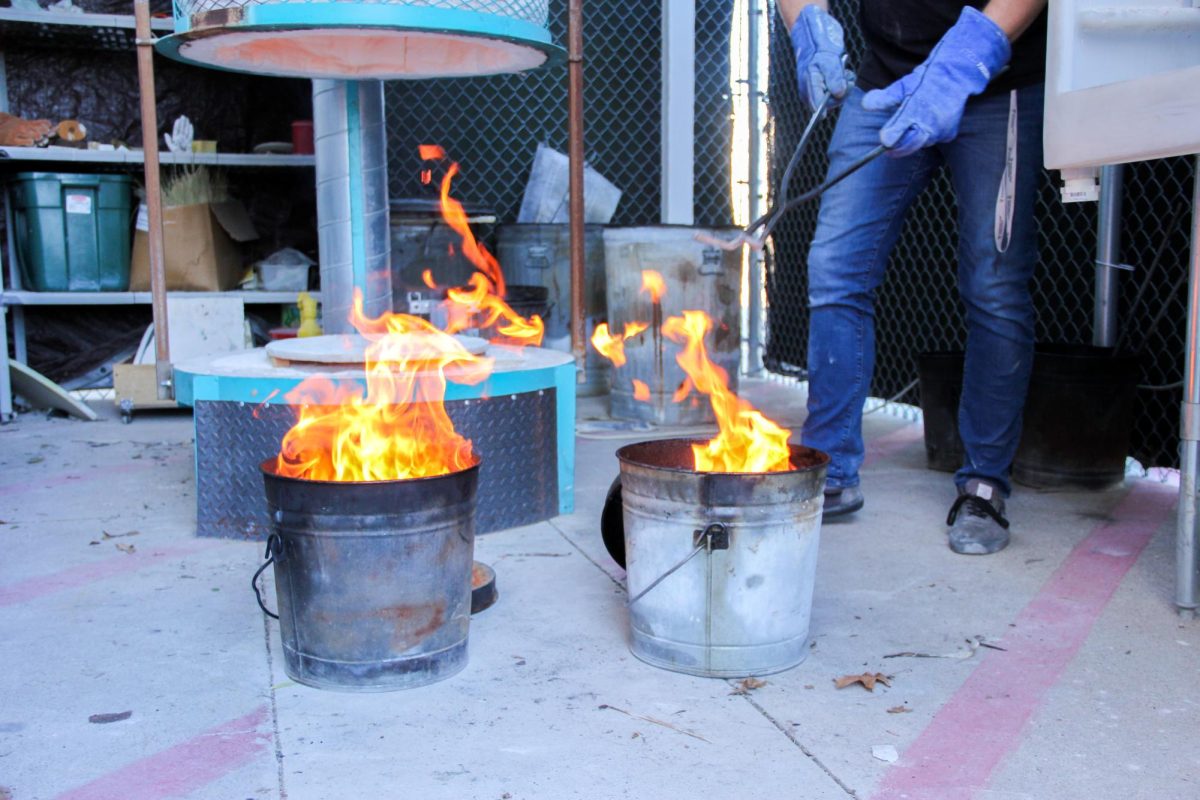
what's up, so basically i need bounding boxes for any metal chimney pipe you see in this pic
[313,79,393,333]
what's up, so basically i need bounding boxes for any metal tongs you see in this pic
[696,94,888,252]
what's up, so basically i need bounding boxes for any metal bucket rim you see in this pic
[260,455,481,486]
[616,438,829,477]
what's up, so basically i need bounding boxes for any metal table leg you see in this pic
[1177,154,1200,617]
[0,304,12,422]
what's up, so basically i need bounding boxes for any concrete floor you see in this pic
[0,379,1196,800]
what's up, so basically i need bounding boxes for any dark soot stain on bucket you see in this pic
[616,439,828,474]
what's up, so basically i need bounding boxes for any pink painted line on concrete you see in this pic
[870,479,1178,800]
[863,422,925,467]
[0,542,220,607]
[0,454,190,498]
[54,705,271,800]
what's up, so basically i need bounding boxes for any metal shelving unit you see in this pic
[0,7,317,421]
[1,290,319,307]
[0,145,315,168]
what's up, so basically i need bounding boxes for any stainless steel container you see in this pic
[259,458,478,691]
[602,226,741,425]
[618,439,828,677]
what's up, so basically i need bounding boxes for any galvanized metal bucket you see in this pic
[257,458,478,691]
[602,226,741,425]
[617,440,828,678]
[497,223,608,395]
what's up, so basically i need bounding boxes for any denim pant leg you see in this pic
[802,87,940,490]
[940,84,1045,495]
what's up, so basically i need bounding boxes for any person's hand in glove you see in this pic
[789,4,853,113]
[862,7,1011,157]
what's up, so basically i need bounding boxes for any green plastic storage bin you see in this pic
[10,172,134,292]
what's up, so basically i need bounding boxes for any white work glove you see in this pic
[163,115,194,153]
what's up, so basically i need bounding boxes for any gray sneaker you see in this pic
[823,485,864,520]
[946,479,1010,555]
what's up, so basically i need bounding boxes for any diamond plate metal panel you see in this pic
[194,390,559,539]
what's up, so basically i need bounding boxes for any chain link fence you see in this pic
[383,0,660,224]
[764,0,1194,469]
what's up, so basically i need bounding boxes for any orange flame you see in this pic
[662,310,792,473]
[422,148,544,346]
[632,379,651,402]
[421,269,437,290]
[641,270,666,303]
[444,273,545,345]
[438,163,506,296]
[590,321,649,368]
[275,290,493,482]
[419,144,446,160]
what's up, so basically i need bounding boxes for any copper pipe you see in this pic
[567,0,586,378]
[134,0,172,400]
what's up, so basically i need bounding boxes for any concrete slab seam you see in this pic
[548,517,626,591]
[261,611,289,799]
[735,689,859,797]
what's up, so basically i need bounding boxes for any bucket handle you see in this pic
[626,523,728,607]
[252,533,283,620]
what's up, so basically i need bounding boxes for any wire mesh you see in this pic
[381,0,662,225]
[764,0,1194,469]
[174,0,550,25]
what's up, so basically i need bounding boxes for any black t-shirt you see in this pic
[857,1,1047,96]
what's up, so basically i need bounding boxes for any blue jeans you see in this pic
[801,84,1044,497]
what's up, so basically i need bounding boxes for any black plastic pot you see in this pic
[1013,344,1140,490]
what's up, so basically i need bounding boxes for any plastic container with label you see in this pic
[9,172,134,292]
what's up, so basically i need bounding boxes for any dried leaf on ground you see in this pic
[834,672,891,691]
[115,543,136,555]
[729,677,768,695]
[887,705,913,714]
[88,710,132,724]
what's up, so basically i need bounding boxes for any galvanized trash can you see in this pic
[603,226,741,425]
[617,440,829,678]
[256,459,479,691]
[497,223,608,395]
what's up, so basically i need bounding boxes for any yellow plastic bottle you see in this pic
[296,291,322,338]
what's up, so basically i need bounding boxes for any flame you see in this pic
[419,144,446,160]
[275,291,493,482]
[420,147,544,346]
[438,163,506,296]
[590,321,649,368]
[662,310,792,473]
[421,269,437,290]
[641,270,666,303]
[632,379,651,402]
[444,274,545,345]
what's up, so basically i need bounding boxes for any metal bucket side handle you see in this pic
[626,522,727,607]
[252,532,284,620]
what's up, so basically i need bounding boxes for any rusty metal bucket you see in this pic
[256,459,478,691]
[617,439,828,678]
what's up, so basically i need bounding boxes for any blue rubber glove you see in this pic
[789,4,851,113]
[861,7,1011,157]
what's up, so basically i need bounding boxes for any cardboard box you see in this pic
[130,201,258,292]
